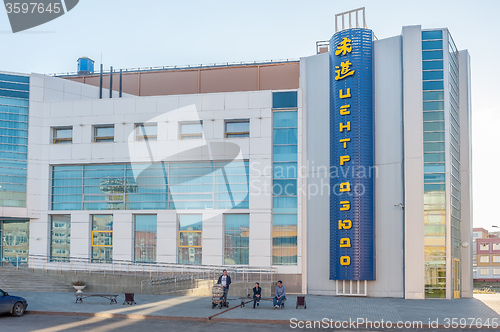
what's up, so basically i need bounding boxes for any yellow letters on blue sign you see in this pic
[340,105,351,115]
[339,122,350,132]
[340,256,351,266]
[340,238,351,248]
[340,201,350,211]
[339,138,350,148]
[335,37,352,56]
[340,155,350,166]
[338,219,352,229]
[339,182,350,192]
[339,89,351,99]
[335,61,355,81]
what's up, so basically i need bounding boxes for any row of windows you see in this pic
[479,243,500,251]
[478,255,500,263]
[52,120,251,144]
[477,268,500,276]
[50,213,297,266]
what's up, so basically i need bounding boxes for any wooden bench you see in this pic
[75,293,118,304]
[239,295,286,308]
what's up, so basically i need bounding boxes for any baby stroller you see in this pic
[211,283,228,309]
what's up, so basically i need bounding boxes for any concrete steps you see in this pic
[0,267,74,292]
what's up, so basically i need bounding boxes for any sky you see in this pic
[1,0,499,231]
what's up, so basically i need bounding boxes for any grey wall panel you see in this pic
[459,50,473,298]
[302,53,335,295]
[402,25,425,299]
[304,35,405,297]
[371,35,404,297]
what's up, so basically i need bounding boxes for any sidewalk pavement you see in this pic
[12,291,500,326]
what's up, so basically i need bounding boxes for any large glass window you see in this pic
[1,220,29,265]
[224,214,249,265]
[91,215,113,262]
[480,243,489,251]
[480,268,489,276]
[479,256,490,263]
[52,161,249,211]
[52,127,73,144]
[50,215,70,262]
[272,92,298,266]
[178,214,202,265]
[225,120,249,138]
[0,76,29,208]
[93,125,114,143]
[134,215,157,263]
[179,122,203,140]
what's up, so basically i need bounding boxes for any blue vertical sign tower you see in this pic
[329,28,375,281]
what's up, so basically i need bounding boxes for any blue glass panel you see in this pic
[0,74,29,84]
[0,144,27,153]
[424,163,446,173]
[0,183,26,192]
[423,81,444,91]
[273,111,298,128]
[273,128,297,144]
[423,112,444,121]
[0,128,28,137]
[272,91,297,109]
[424,173,445,183]
[0,136,28,145]
[424,142,445,152]
[0,90,29,99]
[273,162,297,179]
[0,175,26,184]
[273,213,297,225]
[52,187,82,194]
[273,179,297,195]
[273,197,297,212]
[0,121,28,129]
[422,40,443,50]
[423,91,444,101]
[424,152,445,163]
[424,132,445,142]
[52,203,81,210]
[423,122,445,132]
[422,51,443,60]
[422,61,444,70]
[273,145,297,162]
[0,81,29,91]
[126,194,169,201]
[0,151,27,159]
[423,101,444,111]
[422,30,443,40]
[423,71,444,81]
[226,121,249,133]
[215,175,247,184]
[0,97,29,107]
[126,202,167,210]
[0,167,27,176]
[0,113,29,122]
[425,184,446,193]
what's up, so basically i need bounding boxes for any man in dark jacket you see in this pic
[217,269,231,306]
[252,282,261,308]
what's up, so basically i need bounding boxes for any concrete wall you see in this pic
[402,25,425,300]
[303,35,405,297]
[26,83,302,277]
[459,50,473,297]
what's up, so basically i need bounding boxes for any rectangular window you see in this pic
[272,91,298,109]
[493,256,500,263]
[1,220,29,265]
[480,243,490,251]
[272,214,297,265]
[493,243,500,251]
[50,215,71,262]
[93,125,114,143]
[480,256,490,263]
[135,123,157,141]
[134,215,157,263]
[53,127,73,144]
[91,215,113,262]
[225,120,249,138]
[422,30,443,40]
[178,214,202,265]
[494,269,500,275]
[224,214,249,265]
[179,122,203,140]
[480,268,489,275]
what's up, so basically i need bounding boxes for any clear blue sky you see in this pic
[1,0,498,231]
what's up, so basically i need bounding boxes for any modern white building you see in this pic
[0,10,472,299]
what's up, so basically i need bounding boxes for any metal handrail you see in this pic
[22,254,276,282]
[50,59,301,77]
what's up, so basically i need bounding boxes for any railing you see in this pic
[22,254,276,286]
[51,59,301,77]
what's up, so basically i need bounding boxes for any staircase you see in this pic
[0,267,74,292]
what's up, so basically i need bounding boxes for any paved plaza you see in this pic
[3,291,499,329]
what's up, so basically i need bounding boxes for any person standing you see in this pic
[273,280,286,309]
[252,282,261,308]
[217,269,231,306]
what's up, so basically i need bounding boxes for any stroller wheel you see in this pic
[212,303,216,309]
